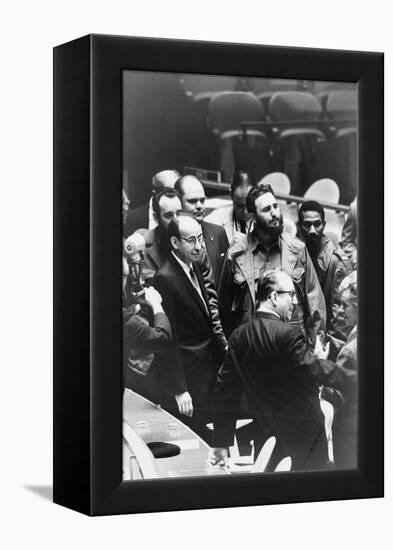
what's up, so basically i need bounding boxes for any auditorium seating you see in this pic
[267,91,326,196]
[258,171,291,195]
[304,178,340,204]
[208,91,267,181]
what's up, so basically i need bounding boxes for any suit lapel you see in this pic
[202,222,216,267]
[170,256,210,321]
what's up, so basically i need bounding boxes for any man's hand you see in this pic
[314,334,330,360]
[208,447,229,468]
[144,286,164,314]
[175,391,193,417]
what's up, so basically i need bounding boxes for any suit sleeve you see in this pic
[153,273,188,396]
[200,251,227,352]
[218,250,236,338]
[285,325,356,392]
[213,340,242,447]
[123,311,172,353]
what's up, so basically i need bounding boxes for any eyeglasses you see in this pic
[301,220,323,229]
[180,234,204,246]
[276,290,296,299]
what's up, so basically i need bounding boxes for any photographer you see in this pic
[123,234,172,401]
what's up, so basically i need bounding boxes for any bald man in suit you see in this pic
[154,215,227,443]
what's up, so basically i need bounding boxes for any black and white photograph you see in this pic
[122,70,359,479]
[5,0,390,544]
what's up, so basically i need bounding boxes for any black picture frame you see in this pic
[53,34,384,516]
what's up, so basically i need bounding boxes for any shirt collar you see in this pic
[250,230,282,253]
[256,306,281,319]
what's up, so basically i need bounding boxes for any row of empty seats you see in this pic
[190,90,356,203]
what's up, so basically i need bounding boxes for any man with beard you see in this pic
[297,200,352,335]
[218,184,326,342]
[174,175,229,288]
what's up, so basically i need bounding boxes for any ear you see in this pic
[170,236,179,250]
[269,290,278,306]
[153,211,159,225]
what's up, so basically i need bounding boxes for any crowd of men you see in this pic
[122,169,358,472]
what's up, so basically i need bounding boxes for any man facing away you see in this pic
[297,200,352,336]
[210,270,330,472]
[153,216,228,443]
[218,183,326,342]
[174,174,229,288]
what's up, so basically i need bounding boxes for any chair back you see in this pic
[326,90,357,123]
[274,456,292,472]
[259,171,291,195]
[209,92,264,135]
[251,436,276,473]
[269,91,322,122]
[304,178,340,204]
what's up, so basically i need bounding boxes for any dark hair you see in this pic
[152,188,181,218]
[246,183,276,215]
[167,217,182,241]
[256,270,281,303]
[298,200,325,223]
[231,171,256,196]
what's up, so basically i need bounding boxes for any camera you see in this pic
[123,233,148,307]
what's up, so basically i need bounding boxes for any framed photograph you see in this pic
[53,34,383,516]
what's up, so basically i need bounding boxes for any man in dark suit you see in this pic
[210,270,330,472]
[154,215,228,443]
[174,175,229,288]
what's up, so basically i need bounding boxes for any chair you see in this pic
[268,91,325,139]
[304,178,340,204]
[274,456,292,472]
[208,92,267,181]
[208,91,265,137]
[122,421,158,480]
[251,436,277,473]
[326,90,357,137]
[259,171,291,195]
[267,92,326,196]
[283,218,297,237]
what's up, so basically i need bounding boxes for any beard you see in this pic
[304,233,323,257]
[255,213,284,239]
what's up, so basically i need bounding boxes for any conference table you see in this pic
[123,389,228,479]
